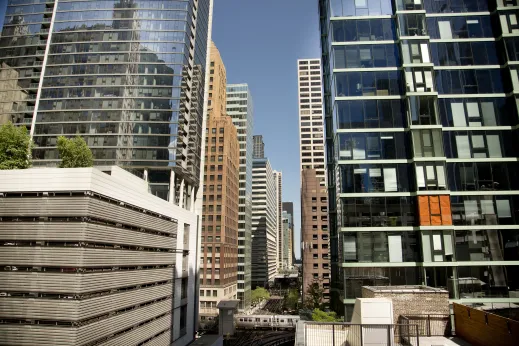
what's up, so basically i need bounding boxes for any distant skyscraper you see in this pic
[297,59,330,305]
[199,42,239,325]
[251,156,277,288]
[319,0,519,319]
[282,210,293,268]
[283,202,296,264]
[273,170,283,269]
[226,84,254,310]
[253,134,265,159]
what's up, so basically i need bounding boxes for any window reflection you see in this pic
[336,100,405,129]
[341,197,416,227]
[436,70,507,94]
[337,132,408,160]
[444,131,517,159]
[343,267,423,299]
[438,98,515,127]
[450,195,519,226]
[333,44,400,69]
[457,266,514,298]
[447,162,519,192]
[340,164,411,193]
[342,231,420,263]
[335,71,403,96]
[427,16,493,39]
[330,0,393,17]
[424,0,489,13]
[332,19,396,42]
[430,42,501,66]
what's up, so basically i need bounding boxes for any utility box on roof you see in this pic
[350,298,394,346]
[217,300,239,337]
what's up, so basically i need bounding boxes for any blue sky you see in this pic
[213,0,321,259]
[0,0,321,258]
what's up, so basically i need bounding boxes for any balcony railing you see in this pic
[299,322,420,346]
[401,314,452,337]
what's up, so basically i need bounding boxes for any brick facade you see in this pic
[362,286,449,325]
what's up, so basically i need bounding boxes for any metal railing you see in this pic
[400,314,452,337]
[302,322,420,346]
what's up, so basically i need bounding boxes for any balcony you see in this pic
[296,322,420,346]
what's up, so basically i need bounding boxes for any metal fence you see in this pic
[400,314,452,337]
[302,322,420,346]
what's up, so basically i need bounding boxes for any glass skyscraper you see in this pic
[226,83,254,309]
[0,0,211,207]
[319,0,519,318]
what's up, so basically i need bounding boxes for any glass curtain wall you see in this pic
[320,0,519,319]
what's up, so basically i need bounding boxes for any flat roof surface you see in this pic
[420,337,472,346]
[191,335,222,346]
[363,285,448,294]
[217,300,240,309]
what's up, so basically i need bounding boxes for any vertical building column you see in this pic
[169,170,176,204]
[179,179,185,209]
[190,185,196,212]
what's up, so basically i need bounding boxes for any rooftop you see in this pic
[217,300,240,310]
[363,285,449,294]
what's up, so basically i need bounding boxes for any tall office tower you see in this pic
[297,59,327,187]
[226,84,254,309]
[253,134,265,159]
[0,0,213,343]
[319,0,519,319]
[199,42,239,324]
[274,170,283,269]
[283,201,296,265]
[282,210,293,268]
[0,0,212,209]
[251,156,278,288]
[0,166,199,346]
[297,58,330,305]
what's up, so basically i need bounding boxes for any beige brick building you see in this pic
[199,42,240,324]
[362,285,450,326]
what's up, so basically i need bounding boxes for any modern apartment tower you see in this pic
[0,0,212,208]
[253,134,265,159]
[199,42,239,324]
[251,156,278,288]
[319,0,519,318]
[274,170,283,268]
[297,58,330,304]
[226,83,254,309]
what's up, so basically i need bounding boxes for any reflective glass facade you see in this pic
[0,0,211,206]
[319,0,519,319]
[226,84,254,310]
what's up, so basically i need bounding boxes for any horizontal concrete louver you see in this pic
[0,299,172,346]
[0,222,177,250]
[0,247,175,267]
[0,268,173,293]
[0,283,173,321]
[0,197,178,234]
[99,314,171,346]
